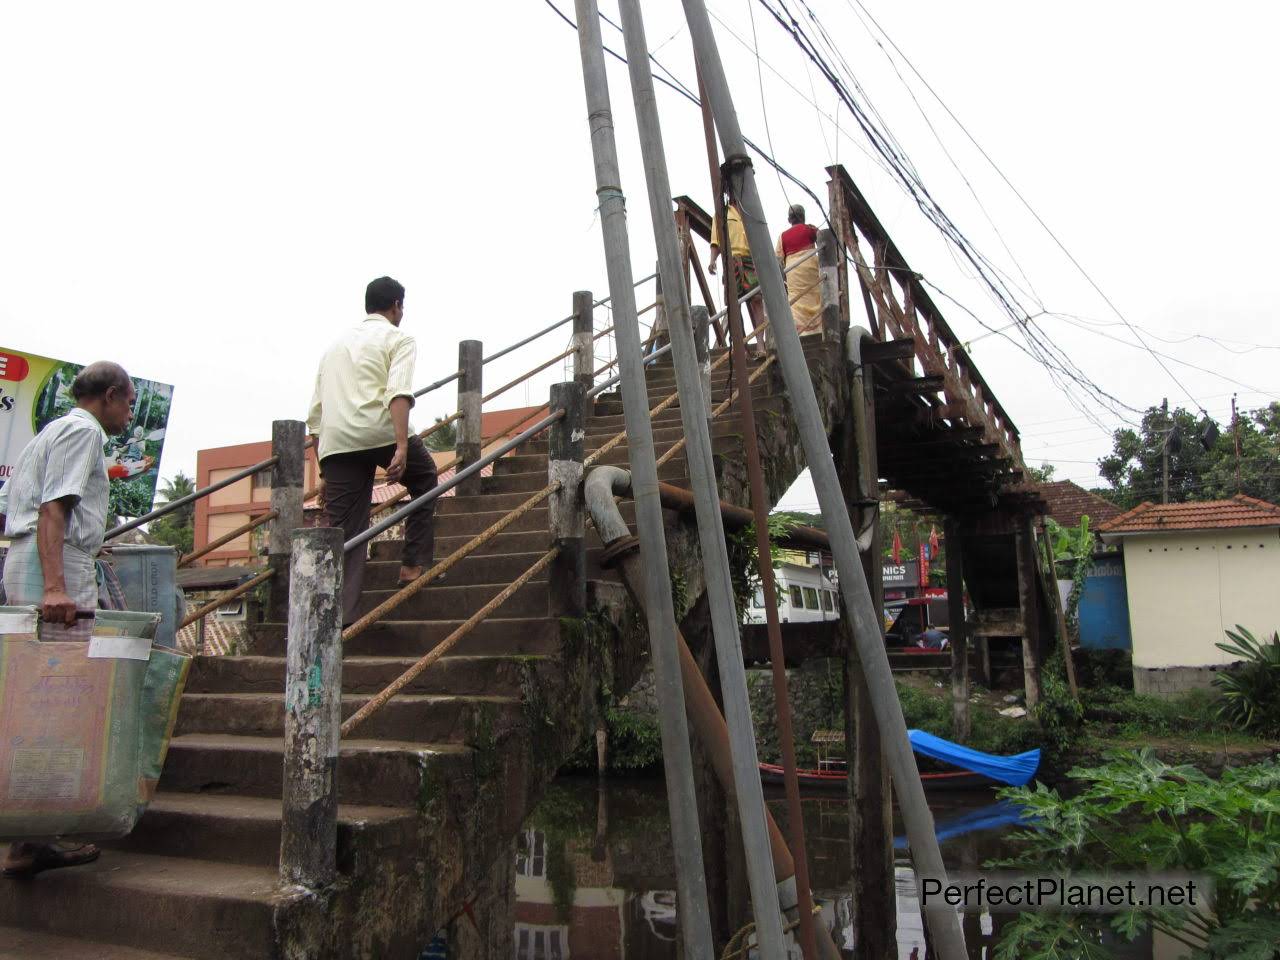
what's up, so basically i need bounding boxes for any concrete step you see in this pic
[361,550,554,589]
[370,527,551,559]
[436,490,557,516]
[0,850,281,960]
[353,578,549,621]
[492,452,548,475]
[521,420,742,454]
[188,653,552,698]
[176,691,521,742]
[586,389,784,430]
[0,927,197,960]
[160,734,472,807]
[423,505,549,539]
[251,616,564,658]
[103,792,416,871]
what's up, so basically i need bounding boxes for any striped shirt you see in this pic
[306,314,418,460]
[0,407,110,555]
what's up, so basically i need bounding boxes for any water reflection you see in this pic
[512,776,1166,959]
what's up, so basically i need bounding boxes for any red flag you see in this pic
[919,539,930,585]
[928,526,940,560]
[891,530,902,563]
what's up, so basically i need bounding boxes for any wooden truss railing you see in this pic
[826,164,1024,470]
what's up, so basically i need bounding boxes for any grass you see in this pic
[1081,685,1273,750]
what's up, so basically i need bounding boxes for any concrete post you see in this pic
[691,305,713,421]
[548,381,586,618]
[267,419,306,624]
[572,291,594,400]
[817,228,841,342]
[456,340,483,497]
[946,519,971,742]
[280,526,343,889]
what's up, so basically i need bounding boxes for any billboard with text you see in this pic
[0,348,174,518]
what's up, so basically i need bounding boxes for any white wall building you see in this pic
[1098,495,1280,696]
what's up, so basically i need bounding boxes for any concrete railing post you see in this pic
[818,228,841,342]
[266,419,306,624]
[572,290,594,397]
[691,305,712,421]
[280,526,343,889]
[548,382,586,618]
[456,340,483,497]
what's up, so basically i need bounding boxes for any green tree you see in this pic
[1026,462,1057,483]
[1098,402,1279,508]
[149,472,196,555]
[423,415,458,453]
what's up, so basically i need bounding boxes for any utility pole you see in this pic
[1232,394,1242,493]
[1161,397,1170,505]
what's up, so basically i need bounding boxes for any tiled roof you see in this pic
[175,619,245,657]
[1038,480,1123,529]
[1098,494,1280,534]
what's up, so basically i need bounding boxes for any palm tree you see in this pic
[150,472,196,553]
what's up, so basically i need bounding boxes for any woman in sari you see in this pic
[775,204,823,336]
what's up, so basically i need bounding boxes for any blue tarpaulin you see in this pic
[908,729,1040,786]
[894,799,1032,849]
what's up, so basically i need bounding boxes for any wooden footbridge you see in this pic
[0,151,1054,956]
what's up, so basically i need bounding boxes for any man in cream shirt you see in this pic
[307,276,438,623]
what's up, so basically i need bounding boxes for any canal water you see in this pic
[510,775,1168,959]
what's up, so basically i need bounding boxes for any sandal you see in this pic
[2,841,100,878]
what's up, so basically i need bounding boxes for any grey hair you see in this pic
[787,204,805,225]
[71,361,132,401]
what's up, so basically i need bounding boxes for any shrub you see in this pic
[1214,626,1280,736]
[1034,669,1084,765]
[994,750,1280,960]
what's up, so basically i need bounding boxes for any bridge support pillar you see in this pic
[837,344,896,960]
[266,419,306,624]
[279,526,343,889]
[1015,515,1044,710]
[456,339,483,497]
[548,381,585,618]
[945,519,971,742]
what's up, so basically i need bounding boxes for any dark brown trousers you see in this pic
[320,435,438,623]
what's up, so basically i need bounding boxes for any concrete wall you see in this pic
[1121,528,1280,675]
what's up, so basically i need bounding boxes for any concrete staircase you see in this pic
[0,341,845,959]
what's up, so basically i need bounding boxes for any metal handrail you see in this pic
[344,407,567,554]
[105,456,278,541]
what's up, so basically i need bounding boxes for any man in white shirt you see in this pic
[0,360,135,878]
[307,277,438,623]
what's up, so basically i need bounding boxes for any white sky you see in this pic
[2,1,1276,513]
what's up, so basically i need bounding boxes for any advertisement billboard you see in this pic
[0,348,174,518]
